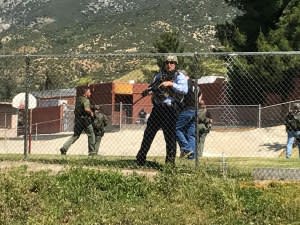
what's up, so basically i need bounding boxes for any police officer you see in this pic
[284,103,300,159]
[138,108,147,125]
[197,100,212,158]
[60,87,96,155]
[136,55,188,166]
[92,106,108,154]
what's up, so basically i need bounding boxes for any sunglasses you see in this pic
[165,61,176,65]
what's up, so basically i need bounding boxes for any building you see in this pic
[32,88,76,107]
[78,82,151,125]
[0,102,18,137]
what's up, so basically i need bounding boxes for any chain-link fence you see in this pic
[0,52,299,176]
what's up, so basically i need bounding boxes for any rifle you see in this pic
[134,71,181,106]
[141,72,172,97]
[132,73,171,106]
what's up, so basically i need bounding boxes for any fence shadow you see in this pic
[261,142,286,152]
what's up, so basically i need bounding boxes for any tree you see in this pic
[153,32,184,53]
[257,0,300,100]
[152,31,185,70]
[216,0,298,104]
[258,0,300,51]
[152,31,204,78]
[0,53,22,100]
[152,32,228,79]
[216,0,291,51]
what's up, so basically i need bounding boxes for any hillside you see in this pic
[0,0,240,54]
[0,0,240,99]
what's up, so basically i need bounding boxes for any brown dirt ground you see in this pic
[0,160,158,178]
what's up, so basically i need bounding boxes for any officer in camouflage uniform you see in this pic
[92,106,108,154]
[197,100,212,158]
[136,55,188,166]
[60,87,96,155]
[284,103,300,159]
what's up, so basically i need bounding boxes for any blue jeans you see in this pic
[176,109,196,153]
[286,130,300,158]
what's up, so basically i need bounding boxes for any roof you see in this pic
[32,88,76,98]
[197,76,226,84]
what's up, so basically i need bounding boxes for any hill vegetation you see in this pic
[0,0,239,54]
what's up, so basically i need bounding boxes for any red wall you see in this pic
[90,83,114,105]
[31,106,63,134]
[132,83,152,122]
[199,82,225,105]
[0,104,17,128]
[289,77,300,101]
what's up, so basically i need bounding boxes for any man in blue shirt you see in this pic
[176,71,201,159]
[136,55,188,166]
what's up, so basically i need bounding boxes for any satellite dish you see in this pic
[12,92,37,109]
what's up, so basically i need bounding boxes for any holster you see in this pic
[79,115,93,127]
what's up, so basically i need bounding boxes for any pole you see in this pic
[119,102,123,130]
[35,123,38,141]
[24,56,30,159]
[258,104,261,128]
[193,53,200,168]
[28,109,32,154]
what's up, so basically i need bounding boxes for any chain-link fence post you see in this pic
[23,55,30,160]
[193,53,200,168]
[258,104,261,128]
[120,102,123,130]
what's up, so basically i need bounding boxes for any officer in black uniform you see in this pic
[136,55,188,165]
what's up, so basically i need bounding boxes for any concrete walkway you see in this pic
[0,125,288,158]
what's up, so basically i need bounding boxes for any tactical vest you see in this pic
[151,71,184,106]
[74,96,89,118]
[182,79,199,110]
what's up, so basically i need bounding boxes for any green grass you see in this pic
[0,162,299,225]
[0,154,299,171]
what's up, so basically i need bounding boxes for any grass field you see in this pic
[0,154,299,172]
[0,155,299,225]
